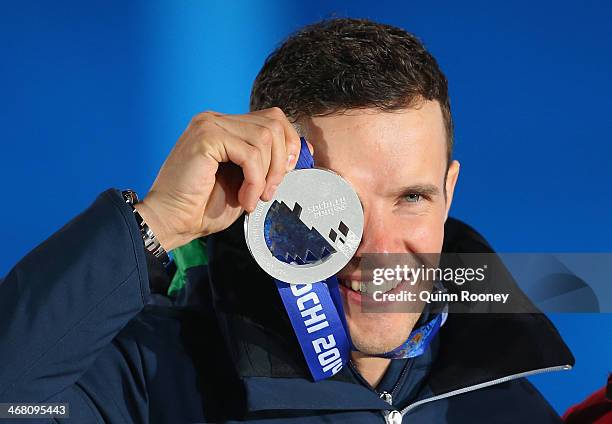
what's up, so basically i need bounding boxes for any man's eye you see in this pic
[403,193,422,203]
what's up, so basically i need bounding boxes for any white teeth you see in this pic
[340,279,363,293]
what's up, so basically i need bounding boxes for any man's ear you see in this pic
[444,160,460,221]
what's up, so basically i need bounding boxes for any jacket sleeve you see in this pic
[0,188,152,403]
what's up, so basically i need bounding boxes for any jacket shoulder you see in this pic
[71,304,241,423]
[441,378,562,423]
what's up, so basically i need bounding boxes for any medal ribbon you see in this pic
[273,138,351,381]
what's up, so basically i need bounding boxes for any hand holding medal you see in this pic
[244,138,364,284]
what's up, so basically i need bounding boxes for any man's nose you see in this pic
[354,208,401,255]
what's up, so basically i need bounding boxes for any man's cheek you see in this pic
[400,219,444,253]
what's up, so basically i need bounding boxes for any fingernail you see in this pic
[270,184,278,197]
[265,185,278,200]
[287,154,296,170]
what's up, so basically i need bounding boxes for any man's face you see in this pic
[300,101,460,354]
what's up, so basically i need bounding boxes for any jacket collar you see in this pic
[243,376,391,412]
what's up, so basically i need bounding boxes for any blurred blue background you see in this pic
[1,0,610,414]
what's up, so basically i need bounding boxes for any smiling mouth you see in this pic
[338,274,409,296]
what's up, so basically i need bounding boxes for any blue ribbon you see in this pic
[274,278,351,380]
[377,309,446,359]
[273,138,351,381]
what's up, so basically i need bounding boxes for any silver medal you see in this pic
[244,168,364,284]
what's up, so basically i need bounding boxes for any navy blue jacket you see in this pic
[0,189,574,423]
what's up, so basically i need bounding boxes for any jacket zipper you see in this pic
[400,364,572,417]
[388,359,411,400]
[379,392,402,424]
[377,361,412,424]
[348,361,401,424]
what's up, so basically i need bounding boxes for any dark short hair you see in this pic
[250,18,453,162]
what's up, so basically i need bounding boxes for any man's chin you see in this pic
[350,335,407,355]
[340,284,422,355]
[346,313,419,355]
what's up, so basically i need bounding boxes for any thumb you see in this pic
[305,139,314,156]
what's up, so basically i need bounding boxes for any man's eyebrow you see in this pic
[393,184,441,197]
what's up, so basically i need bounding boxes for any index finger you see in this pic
[252,107,302,171]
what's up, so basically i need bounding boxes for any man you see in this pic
[0,18,573,423]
